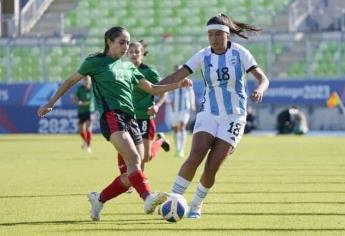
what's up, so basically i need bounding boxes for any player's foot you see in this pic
[126,186,134,194]
[174,150,183,158]
[157,133,170,152]
[81,142,87,150]
[144,192,168,214]
[187,204,202,219]
[86,146,92,154]
[88,192,103,221]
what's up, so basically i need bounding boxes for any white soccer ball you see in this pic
[159,193,188,222]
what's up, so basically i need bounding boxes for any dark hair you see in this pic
[129,40,149,56]
[102,26,128,54]
[207,13,261,39]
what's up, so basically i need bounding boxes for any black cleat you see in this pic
[157,132,170,152]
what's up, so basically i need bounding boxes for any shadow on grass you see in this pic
[204,212,345,216]
[0,193,84,199]
[0,218,162,227]
[2,190,345,199]
[205,201,345,205]
[59,227,345,232]
[210,191,345,194]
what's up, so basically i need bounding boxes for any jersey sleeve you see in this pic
[240,47,258,73]
[185,50,203,73]
[147,67,161,84]
[131,66,145,85]
[78,58,94,76]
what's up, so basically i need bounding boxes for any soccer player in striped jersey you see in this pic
[37,26,192,221]
[71,76,95,154]
[167,65,196,158]
[160,14,269,219]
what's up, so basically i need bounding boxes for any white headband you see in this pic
[207,24,230,33]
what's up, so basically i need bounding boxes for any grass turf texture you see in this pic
[0,134,345,236]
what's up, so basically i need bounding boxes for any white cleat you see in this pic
[144,192,168,214]
[88,192,103,221]
[187,204,202,219]
[86,146,92,154]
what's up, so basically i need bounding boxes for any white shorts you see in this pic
[193,111,246,148]
[171,111,190,127]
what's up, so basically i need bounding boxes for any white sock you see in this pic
[176,131,182,151]
[181,129,187,152]
[171,175,190,195]
[191,183,210,206]
[174,132,178,150]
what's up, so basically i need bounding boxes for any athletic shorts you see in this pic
[78,111,91,124]
[100,110,142,145]
[136,118,156,140]
[171,111,190,127]
[193,111,246,148]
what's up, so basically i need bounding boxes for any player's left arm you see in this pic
[37,73,84,117]
[250,67,269,103]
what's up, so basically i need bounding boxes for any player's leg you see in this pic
[84,115,92,153]
[85,112,92,144]
[172,125,180,157]
[178,111,190,158]
[78,114,87,149]
[188,115,246,218]
[137,119,155,163]
[171,112,217,196]
[125,118,168,213]
[188,139,233,219]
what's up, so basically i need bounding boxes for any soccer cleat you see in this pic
[86,146,92,154]
[157,133,170,152]
[144,192,169,214]
[187,204,202,219]
[88,192,103,221]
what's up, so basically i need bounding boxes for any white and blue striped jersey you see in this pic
[168,87,195,113]
[184,42,257,116]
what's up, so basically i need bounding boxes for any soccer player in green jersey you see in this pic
[71,76,95,154]
[117,41,170,178]
[37,26,192,221]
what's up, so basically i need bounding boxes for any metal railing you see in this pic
[20,0,53,35]
[1,32,345,83]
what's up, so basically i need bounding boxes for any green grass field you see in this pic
[1,134,345,236]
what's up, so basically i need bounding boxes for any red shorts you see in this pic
[100,110,142,145]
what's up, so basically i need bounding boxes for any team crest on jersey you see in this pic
[231,57,238,65]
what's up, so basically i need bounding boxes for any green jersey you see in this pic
[78,54,144,117]
[74,85,95,113]
[133,63,161,119]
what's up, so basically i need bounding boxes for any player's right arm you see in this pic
[158,67,190,85]
[37,73,84,117]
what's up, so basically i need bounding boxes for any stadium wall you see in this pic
[0,80,344,134]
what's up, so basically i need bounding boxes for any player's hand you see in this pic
[250,89,264,103]
[147,105,158,116]
[37,104,53,117]
[179,78,193,88]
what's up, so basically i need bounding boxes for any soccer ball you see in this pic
[159,193,188,222]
